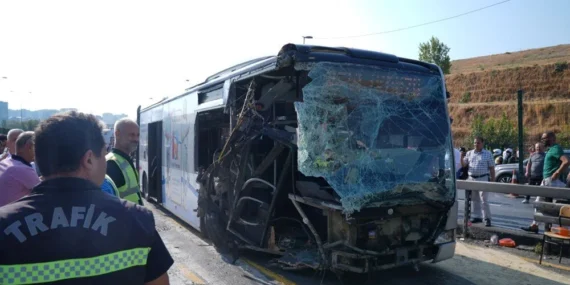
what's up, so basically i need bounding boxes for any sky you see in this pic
[0,0,569,119]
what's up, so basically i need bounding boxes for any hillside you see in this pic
[445,44,570,147]
[449,44,570,75]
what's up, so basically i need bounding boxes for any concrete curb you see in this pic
[456,219,543,247]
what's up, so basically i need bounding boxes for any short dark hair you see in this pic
[474,136,485,143]
[35,111,105,176]
[0,134,6,142]
[544,131,556,139]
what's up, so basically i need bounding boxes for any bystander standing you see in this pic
[523,142,545,204]
[0,131,40,207]
[461,136,495,227]
[0,129,23,161]
[522,131,569,233]
[0,134,7,154]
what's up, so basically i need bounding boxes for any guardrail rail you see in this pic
[456,180,570,237]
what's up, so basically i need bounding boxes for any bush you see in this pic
[460,92,472,103]
[534,243,542,254]
[554,61,568,73]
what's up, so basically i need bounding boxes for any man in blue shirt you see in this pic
[101,174,119,197]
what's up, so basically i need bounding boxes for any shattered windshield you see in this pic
[295,62,454,213]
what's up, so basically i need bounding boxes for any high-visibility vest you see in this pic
[106,152,143,205]
[104,174,120,197]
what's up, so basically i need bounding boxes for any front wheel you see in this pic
[497,174,512,183]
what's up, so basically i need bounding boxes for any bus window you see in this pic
[195,109,230,171]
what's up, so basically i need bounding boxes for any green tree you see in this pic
[467,112,520,150]
[419,36,452,74]
[2,119,40,131]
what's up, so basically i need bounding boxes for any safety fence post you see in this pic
[517,90,525,184]
[463,190,472,238]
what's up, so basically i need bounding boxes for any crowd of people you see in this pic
[456,131,570,233]
[0,111,173,284]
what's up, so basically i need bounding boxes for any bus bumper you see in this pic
[433,241,456,263]
[328,242,456,273]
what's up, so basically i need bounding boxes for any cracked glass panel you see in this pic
[295,62,454,213]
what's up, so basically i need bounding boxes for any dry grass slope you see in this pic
[450,44,570,75]
[445,44,570,147]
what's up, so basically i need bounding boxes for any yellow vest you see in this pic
[106,152,143,205]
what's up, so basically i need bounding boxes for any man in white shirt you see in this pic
[461,136,495,227]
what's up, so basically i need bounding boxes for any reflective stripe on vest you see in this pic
[106,152,142,205]
[0,247,150,284]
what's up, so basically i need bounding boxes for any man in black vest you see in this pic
[0,111,173,284]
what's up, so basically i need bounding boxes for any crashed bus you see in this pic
[137,43,457,273]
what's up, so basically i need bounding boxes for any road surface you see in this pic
[149,202,570,285]
[457,189,535,230]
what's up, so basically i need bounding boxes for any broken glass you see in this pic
[295,62,454,213]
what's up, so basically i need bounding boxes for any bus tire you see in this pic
[202,199,230,255]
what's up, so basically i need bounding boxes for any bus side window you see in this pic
[195,109,230,171]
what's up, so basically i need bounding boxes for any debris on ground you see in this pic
[499,238,516,248]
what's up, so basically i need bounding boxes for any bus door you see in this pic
[148,121,163,202]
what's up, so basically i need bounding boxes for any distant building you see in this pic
[8,108,79,120]
[0,101,8,122]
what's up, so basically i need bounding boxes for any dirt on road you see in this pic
[451,242,570,284]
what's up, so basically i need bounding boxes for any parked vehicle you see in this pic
[494,150,570,183]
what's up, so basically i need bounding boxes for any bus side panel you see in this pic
[161,96,201,230]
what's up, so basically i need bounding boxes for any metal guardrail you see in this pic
[456,180,570,199]
[456,180,570,237]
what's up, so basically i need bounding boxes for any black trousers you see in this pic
[526,177,543,200]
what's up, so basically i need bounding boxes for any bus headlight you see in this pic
[435,230,455,244]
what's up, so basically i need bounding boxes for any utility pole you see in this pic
[517,90,524,183]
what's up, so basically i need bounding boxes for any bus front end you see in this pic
[197,44,457,273]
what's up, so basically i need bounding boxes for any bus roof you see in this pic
[141,43,441,112]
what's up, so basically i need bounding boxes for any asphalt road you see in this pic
[148,202,570,285]
[457,189,535,230]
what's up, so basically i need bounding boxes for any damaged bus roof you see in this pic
[141,43,443,112]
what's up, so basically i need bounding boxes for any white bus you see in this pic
[137,43,457,273]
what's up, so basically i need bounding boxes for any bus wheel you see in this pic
[202,199,231,254]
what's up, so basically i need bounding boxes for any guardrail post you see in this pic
[464,189,472,238]
[517,90,525,184]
